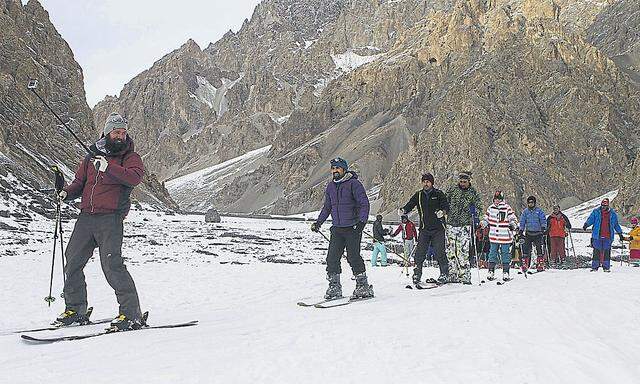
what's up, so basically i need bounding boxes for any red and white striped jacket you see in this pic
[482,201,518,244]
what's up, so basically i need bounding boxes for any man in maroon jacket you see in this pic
[54,112,145,331]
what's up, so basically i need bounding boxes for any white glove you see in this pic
[436,210,445,219]
[397,208,405,217]
[57,190,67,200]
[92,155,109,172]
[480,220,488,228]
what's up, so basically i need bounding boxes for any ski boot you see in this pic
[502,271,511,281]
[536,256,545,272]
[590,267,598,272]
[109,313,146,332]
[603,268,611,273]
[461,269,472,285]
[324,273,343,300]
[52,309,90,327]
[412,268,422,285]
[486,270,496,281]
[351,272,374,299]
[436,274,448,285]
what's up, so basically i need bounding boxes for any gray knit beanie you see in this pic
[104,112,128,136]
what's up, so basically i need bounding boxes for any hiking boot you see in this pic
[351,273,374,299]
[324,273,343,300]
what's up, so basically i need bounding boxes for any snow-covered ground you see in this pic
[1,198,639,383]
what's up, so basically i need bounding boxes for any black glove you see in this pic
[582,225,588,231]
[619,233,625,242]
[354,221,366,232]
[310,222,320,232]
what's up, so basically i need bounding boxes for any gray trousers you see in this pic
[63,213,142,319]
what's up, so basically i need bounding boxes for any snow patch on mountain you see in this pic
[331,50,383,73]
[191,74,244,119]
[166,145,272,212]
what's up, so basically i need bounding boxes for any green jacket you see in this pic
[445,184,483,227]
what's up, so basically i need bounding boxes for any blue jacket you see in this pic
[519,207,547,233]
[316,171,370,228]
[583,207,623,240]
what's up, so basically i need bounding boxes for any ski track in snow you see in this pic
[1,199,640,383]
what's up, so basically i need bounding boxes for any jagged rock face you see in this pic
[0,0,177,216]
[0,0,94,218]
[209,0,640,215]
[590,0,640,218]
[94,0,456,184]
[586,0,640,85]
[101,0,640,215]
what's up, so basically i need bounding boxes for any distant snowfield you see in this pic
[165,145,272,212]
[1,194,639,383]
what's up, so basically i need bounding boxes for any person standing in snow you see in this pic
[546,204,572,263]
[583,198,624,272]
[480,191,518,281]
[54,113,145,331]
[311,157,374,299]
[371,214,389,267]
[392,215,418,266]
[445,171,483,284]
[399,173,449,285]
[623,217,640,266]
[519,196,547,272]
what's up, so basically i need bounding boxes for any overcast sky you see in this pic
[34,0,262,107]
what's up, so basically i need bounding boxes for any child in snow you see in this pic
[480,191,519,281]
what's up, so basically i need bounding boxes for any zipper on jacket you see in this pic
[335,183,341,225]
[418,192,424,229]
[89,170,100,213]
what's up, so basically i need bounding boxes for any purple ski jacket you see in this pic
[316,171,370,228]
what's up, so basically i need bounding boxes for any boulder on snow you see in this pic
[205,209,221,223]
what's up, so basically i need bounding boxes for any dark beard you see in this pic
[332,171,342,180]
[105,136,126,153]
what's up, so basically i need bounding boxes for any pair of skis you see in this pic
[297,296,374,308]
[15,310,198,344]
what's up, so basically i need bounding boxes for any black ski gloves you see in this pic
[311,222,320,232]
[354,221,366,233]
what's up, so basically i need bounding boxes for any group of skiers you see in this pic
[312,157,634,300]
[52,117,638,324]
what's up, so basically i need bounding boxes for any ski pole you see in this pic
[470,223,481,286]
[52,165,66,296]
[27,79,93,155]
[568,230,577,268]
[45,202,60,306]
[57,198,66,296]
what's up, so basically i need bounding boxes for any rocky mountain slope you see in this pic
[0,0,178,224]
[99,0,640,216]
